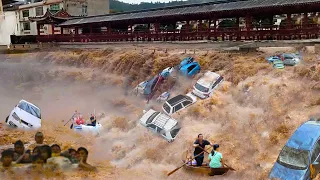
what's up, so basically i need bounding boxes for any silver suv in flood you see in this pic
[192,71,224,99]
[139,109,181,142]
[281,53,301,66]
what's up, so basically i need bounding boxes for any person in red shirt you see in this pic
[75,115,85,125]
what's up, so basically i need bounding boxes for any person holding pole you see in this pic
[193,134,213,166]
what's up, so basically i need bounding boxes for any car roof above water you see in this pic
[19,99,40,110]
[286,119,320,151]
[197,71,220,87]
[166,94,190,106]
[152,113,177,131]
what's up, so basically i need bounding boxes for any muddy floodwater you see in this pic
[0,47,319,179]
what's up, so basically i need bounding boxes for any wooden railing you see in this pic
[35,25,320,43]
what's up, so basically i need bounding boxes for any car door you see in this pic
[310,140,320,177]
[160,130,168,140]
[182,100,192,108]
[156,127,163,134]
[212,76,224,90]
[146,124,157,133]
[173,103,183,114]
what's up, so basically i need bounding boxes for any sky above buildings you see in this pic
[121,0,180,4]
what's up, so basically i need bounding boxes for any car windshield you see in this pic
[195,83,209,92]
[18,101,41,119]
[277,146,309,170]
[170,125,181,138]
[146,112,160,124]
[28,104,41,119]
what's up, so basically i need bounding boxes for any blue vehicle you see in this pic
[180,62,201,77]
[134,74,163,96]
[269,118,320,180]
[179,57,194,68]
[178,57,200,77]
[160,67,174,78]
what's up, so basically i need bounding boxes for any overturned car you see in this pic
[132,74,164,98]
[178,57,201,77]
[6,100,41,129]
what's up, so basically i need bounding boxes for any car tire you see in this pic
[5,116,9,123]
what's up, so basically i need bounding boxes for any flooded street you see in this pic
[0,47,319,179]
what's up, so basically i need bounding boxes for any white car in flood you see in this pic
[139,109,181,142]
[192,71,224,99]
[6,100,41,129]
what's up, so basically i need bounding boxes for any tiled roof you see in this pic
[60,0,320,26]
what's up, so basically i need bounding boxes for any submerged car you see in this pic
[161,67,174,78]
[267,56,281,64]
[180,62,201,77]
[162,93,197,115]
[280,53,301,66]
[273,60,285,69]
[192,71,224,99]
[156,92,170,103]
[269,118,320,180]
[133,74,164,97]
[179,57,195,68]
[6,100,41,129]
[139,109,181,142]
[178,57,201,77]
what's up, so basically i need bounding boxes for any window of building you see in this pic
[35,7,43,16]
[22,10,29,17]
[82,5,87,15]
[50,4,60,13]
[23,22,31,30]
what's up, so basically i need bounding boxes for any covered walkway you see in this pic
[18,0,320,42]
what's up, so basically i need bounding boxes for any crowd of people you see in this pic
[0,131,96,175]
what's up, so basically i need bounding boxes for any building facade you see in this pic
[0,0,21,45]
[0,11,19,45]
[17,0,109,36]
[0,0,3,17]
